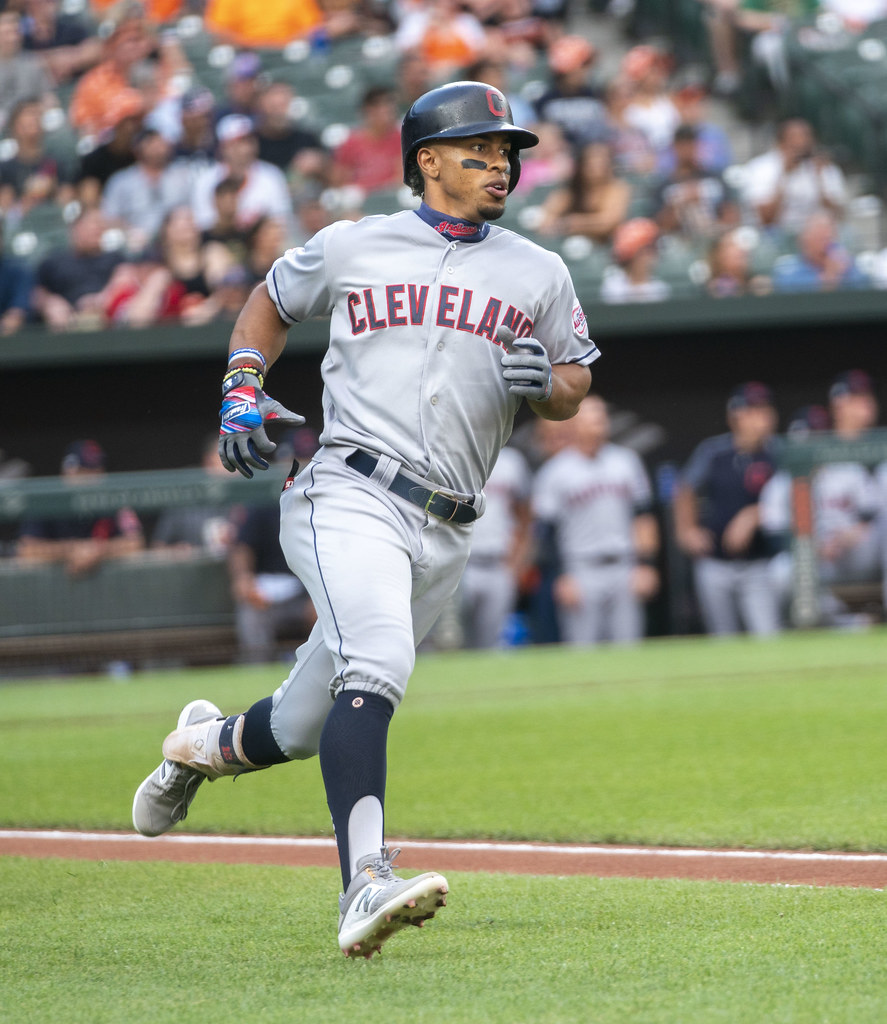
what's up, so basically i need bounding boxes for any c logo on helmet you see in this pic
[486,89,507,117]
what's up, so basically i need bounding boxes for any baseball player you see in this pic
[132,81,598,959]
[458,444,533,648]
[673,382,782,636]
[531,395,659,644]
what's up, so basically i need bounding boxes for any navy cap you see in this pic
[727,381,773,412]
[62,439,105,471]
[829,369,873,400]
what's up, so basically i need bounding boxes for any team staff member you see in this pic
[674,382,782,636]
[133,82,598,958]
[532,395,659,645]
[458,443,533,648]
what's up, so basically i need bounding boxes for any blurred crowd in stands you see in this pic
[2,0,887,335]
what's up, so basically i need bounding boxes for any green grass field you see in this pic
[2,630,887,1022]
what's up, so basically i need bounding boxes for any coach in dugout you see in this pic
[673,382,782,637]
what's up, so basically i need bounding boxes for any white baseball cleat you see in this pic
[132,699,223,837]
[337,846,448,959]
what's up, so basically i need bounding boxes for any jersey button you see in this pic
[446,266,454,274]
[430,395,438,405]
[437,342,444,351]
[449,242,457,250]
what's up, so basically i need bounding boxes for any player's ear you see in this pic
[416,145,440,181]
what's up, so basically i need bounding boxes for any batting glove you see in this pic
[219,367,305,478]
[497,326,553,402]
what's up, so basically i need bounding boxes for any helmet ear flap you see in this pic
[508,150,522,194]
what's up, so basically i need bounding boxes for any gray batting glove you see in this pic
[497,326,553,402]
[219,368,305,479]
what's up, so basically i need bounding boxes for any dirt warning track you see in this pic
[2,830,885,889]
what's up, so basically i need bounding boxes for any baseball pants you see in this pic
[268,447,473,759]
[693,556,781,636]
[558,560,642,645]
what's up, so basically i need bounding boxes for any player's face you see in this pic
[419,133,513,223]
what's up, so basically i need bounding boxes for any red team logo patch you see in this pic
[572,303,587,335]
[486,89,507,117]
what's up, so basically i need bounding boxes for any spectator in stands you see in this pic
[0,97,78,218]
[601,75,657,178]
[151,434,238,554]
[203,0,323,49]
[653,123,741,243]
[202,262,252,321]
[100,127,191,251]
[740,118,847,237]
[213,50,265,125]
[0,218,34,335]
[533,34,607,148]
[531,395,660,645]
[459,443,533,649]
[771,211,868,292]
[75,88,144,207]
[815,370,882,589]
[699,0,822,97]
[395,0,487,78]
[600,217,671,304]
[16,439,144,578]
[254,79,326,185]
[69,4,154,137]
[32,207,126,329]
[620,44,681,157]
[243,214,289,284]
[673,381,782,636]
[513,120,572,193]
[104,205,217,327]
[21,0,103,85]
[190,113,295,237]
[660,79,733,175]
[0,10,54,132]
[169,85,217,164]
[537,138,631,243]
[330,86,404,194]
[705,228,772,297]
[396,49,433,112]
[200,175,252,265]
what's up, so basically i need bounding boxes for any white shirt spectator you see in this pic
[190,159,294,235]
[741,150,847,236]
[600,267,671,304]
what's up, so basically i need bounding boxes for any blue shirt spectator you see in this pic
[772,212,869,293]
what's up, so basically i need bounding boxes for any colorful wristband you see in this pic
[228,347,267,369]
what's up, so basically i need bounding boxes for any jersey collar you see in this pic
[415,202,490,244]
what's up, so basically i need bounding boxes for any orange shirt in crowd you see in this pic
[204,0,323,47]
[70,62,132,135]
[90,0,183,22]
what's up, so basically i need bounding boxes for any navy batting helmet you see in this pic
[401,81,539,195]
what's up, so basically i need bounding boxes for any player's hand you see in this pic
[219,367,305,479]
[497,326,553,402]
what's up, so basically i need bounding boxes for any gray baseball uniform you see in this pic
[262,209,599,753]
[532,440,653,644]
[459,444,532,648]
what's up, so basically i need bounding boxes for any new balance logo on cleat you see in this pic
[337,846,448,959]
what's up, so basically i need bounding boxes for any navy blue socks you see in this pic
[319,690,394,889]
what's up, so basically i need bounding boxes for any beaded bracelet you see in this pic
[223,364,265,389]
[228,347,267,369]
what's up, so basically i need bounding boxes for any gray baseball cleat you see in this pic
[132,699,223,837]
[337,846,448,959]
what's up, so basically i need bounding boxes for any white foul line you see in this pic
[2,830,886,864]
